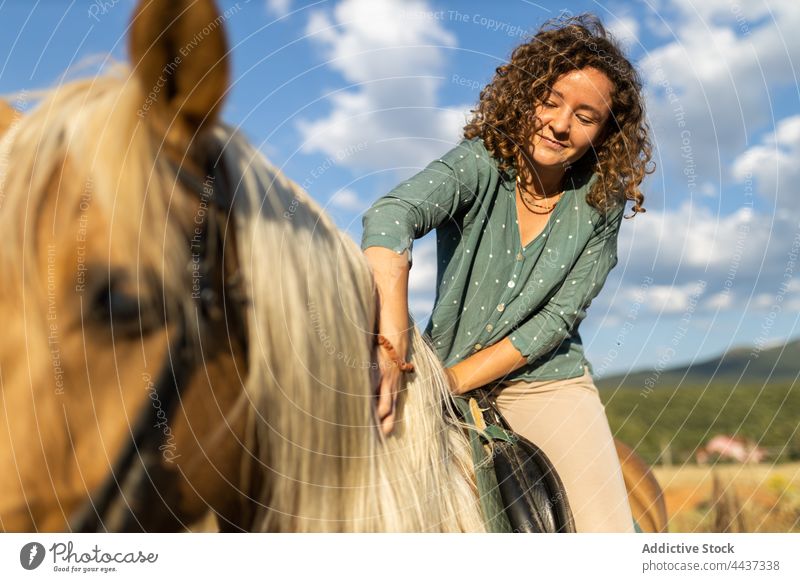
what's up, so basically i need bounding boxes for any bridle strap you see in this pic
[69,317,193,532]
[70,141,249,532]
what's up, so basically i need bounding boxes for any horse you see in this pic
[0,0,665,533]
[615,440,669,532]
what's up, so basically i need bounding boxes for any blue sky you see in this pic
[2,0,798,377]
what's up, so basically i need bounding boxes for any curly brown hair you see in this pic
[464,14,653,215]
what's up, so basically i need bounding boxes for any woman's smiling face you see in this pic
[526,67,615,174]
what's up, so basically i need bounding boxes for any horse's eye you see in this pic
[89,276,158,336]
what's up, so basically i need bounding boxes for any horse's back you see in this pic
[616,439,668,532]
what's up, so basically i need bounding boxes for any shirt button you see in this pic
[485,324,493,332]
[473,343,482,351]
[507,281,515,288]
[497,303,505,312]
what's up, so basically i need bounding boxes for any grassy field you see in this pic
[652,462,800,532]
[601,382,800,466]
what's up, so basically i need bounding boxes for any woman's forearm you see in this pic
[363,246,528,392]
[447,337,528,394]
[363,246,411,355]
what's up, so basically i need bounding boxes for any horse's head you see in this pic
[0,0,254,532]
[0,0,488,533]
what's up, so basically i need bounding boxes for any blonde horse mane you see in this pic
[215,127,484,531]
[0,66,193,308]
[0,69,484,531]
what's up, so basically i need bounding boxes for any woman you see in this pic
[362,15,652,532]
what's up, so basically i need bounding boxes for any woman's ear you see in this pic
[129,0,229,149]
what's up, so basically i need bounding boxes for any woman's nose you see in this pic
[549,110,571,135]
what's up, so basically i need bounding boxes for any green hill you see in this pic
[597,338,800,392]
[596,338,800,465]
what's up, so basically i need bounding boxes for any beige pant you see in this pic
[490,366,634,532]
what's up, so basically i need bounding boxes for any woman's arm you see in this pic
[448,203,626,393]
[360,139,482,266]
[364,246,411,435]
[446,337,528,394]
[362,140,487,433]
[508,204,625,366]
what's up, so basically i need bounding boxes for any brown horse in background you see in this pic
[616,440,668,531]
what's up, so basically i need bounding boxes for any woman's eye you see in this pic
[577,115,597,125]
[544,101,557,108]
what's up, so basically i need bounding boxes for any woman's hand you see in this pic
[445,367,464,395]
[375,333,408,435]
[443,339,528,397]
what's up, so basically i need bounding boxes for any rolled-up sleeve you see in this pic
[509,203,625,364]
[361,140,482,265]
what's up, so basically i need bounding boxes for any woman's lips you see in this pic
[538,135,567,150]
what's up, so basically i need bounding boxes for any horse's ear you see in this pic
[0,101,21,135]
[129,0,229,144]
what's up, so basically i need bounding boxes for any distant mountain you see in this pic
[597,338,800,391]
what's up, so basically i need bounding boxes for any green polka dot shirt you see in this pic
[361,137,625,382]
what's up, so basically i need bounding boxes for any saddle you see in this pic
[452,388,576,533]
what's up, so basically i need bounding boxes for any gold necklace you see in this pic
[520,196,556,215]
[516,176,561,214]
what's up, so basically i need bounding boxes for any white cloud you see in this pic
[329,188,364,211]
[618,201,763,272]
[699,182,717,197]
[409,298,434,325]
[667,0,783,26]
[408,236,437,295]
[407,236,438,324]
[732,114,800,210]
[750,278,800,312]
[753,292,774,310]
[621,281,707,314]
[266,0,292,18]
[598,200,800,317]
[610,0,800,331]
[705,291,733,310]
[640,0,800,189]
[607,16,639,48]
[787,297,800,312]
[298,0,470,170]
